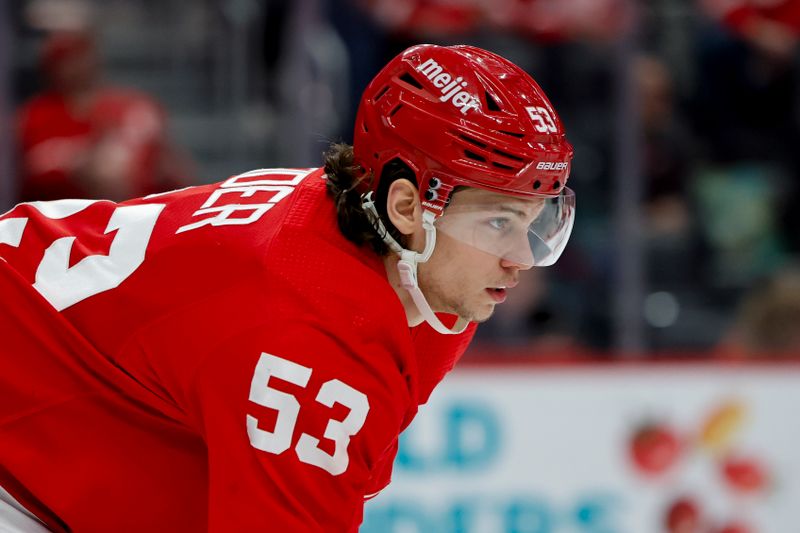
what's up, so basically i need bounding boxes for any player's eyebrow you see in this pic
[497,204,542,220]
[497,205,527,219]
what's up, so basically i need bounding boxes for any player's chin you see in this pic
[437,295,496,323]
[465,302,497,323]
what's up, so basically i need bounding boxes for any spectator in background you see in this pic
[702,0,800,60]
[17,31,191,203]
[637,54,692,238]
[695,0,800,254]
[636,54,709,294]
[719,267,800,357]
[352,0,629,43]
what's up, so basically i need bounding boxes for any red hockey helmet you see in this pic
[353,43,574,213]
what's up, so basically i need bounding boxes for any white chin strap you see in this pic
[362,192,469,335]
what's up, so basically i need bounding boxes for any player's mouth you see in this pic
[486,286,508,303]
[486,280,518,304]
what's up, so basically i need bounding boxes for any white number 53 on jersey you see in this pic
[0,200,163,311]
[247,352,370,476]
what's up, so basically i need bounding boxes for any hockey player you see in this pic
[0,44,574,532]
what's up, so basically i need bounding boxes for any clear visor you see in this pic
[433,187,575,267]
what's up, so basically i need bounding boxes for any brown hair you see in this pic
[324,143,416,255]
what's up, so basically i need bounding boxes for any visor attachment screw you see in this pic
[425,177,442,202]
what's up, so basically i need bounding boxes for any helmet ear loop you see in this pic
[361,191,436,269]
[361,191,404,255]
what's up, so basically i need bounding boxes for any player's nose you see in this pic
[499,235,535,270]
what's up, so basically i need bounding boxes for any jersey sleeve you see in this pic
[124,280,414,532]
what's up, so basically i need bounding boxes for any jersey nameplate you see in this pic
[176,168,315,234]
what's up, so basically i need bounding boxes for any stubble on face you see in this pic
[417,234,499,323]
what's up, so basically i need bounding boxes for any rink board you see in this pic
[362,363,800,533]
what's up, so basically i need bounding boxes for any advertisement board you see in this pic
[362,363,800,533]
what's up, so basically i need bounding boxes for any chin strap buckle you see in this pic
[396,259,416,290]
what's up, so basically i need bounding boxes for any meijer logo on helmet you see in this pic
[416,59,480,115]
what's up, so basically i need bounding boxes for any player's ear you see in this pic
[385,178,422,236]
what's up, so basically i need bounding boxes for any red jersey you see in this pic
[0,167,475,532]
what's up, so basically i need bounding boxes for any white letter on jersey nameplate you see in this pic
[177,168,314,234]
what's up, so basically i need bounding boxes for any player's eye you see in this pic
[487,217,510,231]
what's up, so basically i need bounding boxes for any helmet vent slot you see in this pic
[492,148,524,163]
[459,135,487,149]
[373,85,390,102]
[464,150,487,162]
[389,104,403,117]
[399,72,424,90]
[484,91,502,112]
[499,130,525,138]
[492,162,514,170]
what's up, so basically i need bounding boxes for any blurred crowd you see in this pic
[3,0,800,358]
[16,31,190,202]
